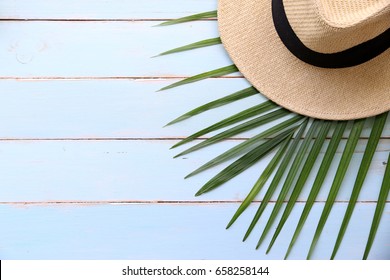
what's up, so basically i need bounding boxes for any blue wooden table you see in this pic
[0,0,388,259]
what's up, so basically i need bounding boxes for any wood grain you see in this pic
[0,79,388,138]
[0,21,230,78]
[0,0,217,20]
[0,203,388,259]
[0,0,388,260]
[0,140,388,202]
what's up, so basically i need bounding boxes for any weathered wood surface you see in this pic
[0,0,388,260]
[0,0,218,20]
[0,140,388,202]
[0,80,388,138]
[0,204,388,260]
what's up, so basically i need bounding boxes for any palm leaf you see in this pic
[330,111,388,259]
[186,116,304,178]
[159,10,389,259]
[226,136,291,228]
[284,121,347,259]
[175,108,289,158]
[363,152,390,260]
[195,128,294,196]
[256,120,320,249]
[307,119,365,259]
[243,119,308,241]
[158,65,238,91]
[165,86,259,126]
[156,10,217,26]
[155,37,221,57]
[172,100,277,149]
[266,120,332,254]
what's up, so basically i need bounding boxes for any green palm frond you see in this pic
[266,121,332,254]
[307,119,365,259]
[155,37,221,57]
[330,112,388,259]
[158,65,238,91]
[166,86,258,126]
[172,100,278,149]
[363,152,390,260]
[284,121,347,259]
[185,116,304,178]
[226,136,291,228]
[157,11,389,259]
[155,10,217,26]
[174,107,289,157]
[195,127,295,196]
[243,120,309,241]
[256,120,320,249]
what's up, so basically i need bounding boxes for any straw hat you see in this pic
[218,0,390,120]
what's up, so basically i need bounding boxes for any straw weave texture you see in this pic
[218,0,390,120]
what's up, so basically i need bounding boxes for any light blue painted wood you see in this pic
[0,0,217,20]
[0,79,388,138]
[0,79,262,138]
[0,140,388,202]
[0,0,388,260]
[0,21,233,78]
[0,203,388,260]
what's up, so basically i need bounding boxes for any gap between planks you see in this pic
[0,200,386,205]
[0,137,386,141]
[0,18,217,22]
[0,77,244,80]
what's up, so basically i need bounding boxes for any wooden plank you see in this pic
[0,0,217,20]
[0,79,388,138]
[0,203,388,259]
[0,140,388,202]
[0,21,231,78]
[0,78,259,138]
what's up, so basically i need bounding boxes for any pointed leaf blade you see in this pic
[284,121,347,259]
[363,152,390,260]
[177,108,289,158]
[156,11,217,26]
[266,121,331,253]
[159,65,238,91]
[195,128,294,196]
[256,120,320,249]
[243,119,308,241]
[185,116,304,177]
[172,101,276,149]
[156,37,221,57]
[166,87,259,126]
[226,136,291,229]
[307,118,365,259]
[330,112,388,259]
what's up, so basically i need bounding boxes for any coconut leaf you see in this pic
[175,108,289,158]
[195,128,294,196]
[266,121,331,253]
[256,120,320,249]
[243,120,309,241]
[172,100,276,149]
[186,116,304,178]
[330,112,388,259]
[166,87,259,126]
[158,65,239,91]
[156,11,217,26]
[307,119,365,259]
[284,121,347,259]
[155,37,221,57]
[159,11,389,259]
[226,136,291,229]
[363,152,390,260]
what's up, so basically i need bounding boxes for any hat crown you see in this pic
[284,0,390,53]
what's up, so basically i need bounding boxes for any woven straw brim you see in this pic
[218,0,390,120]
